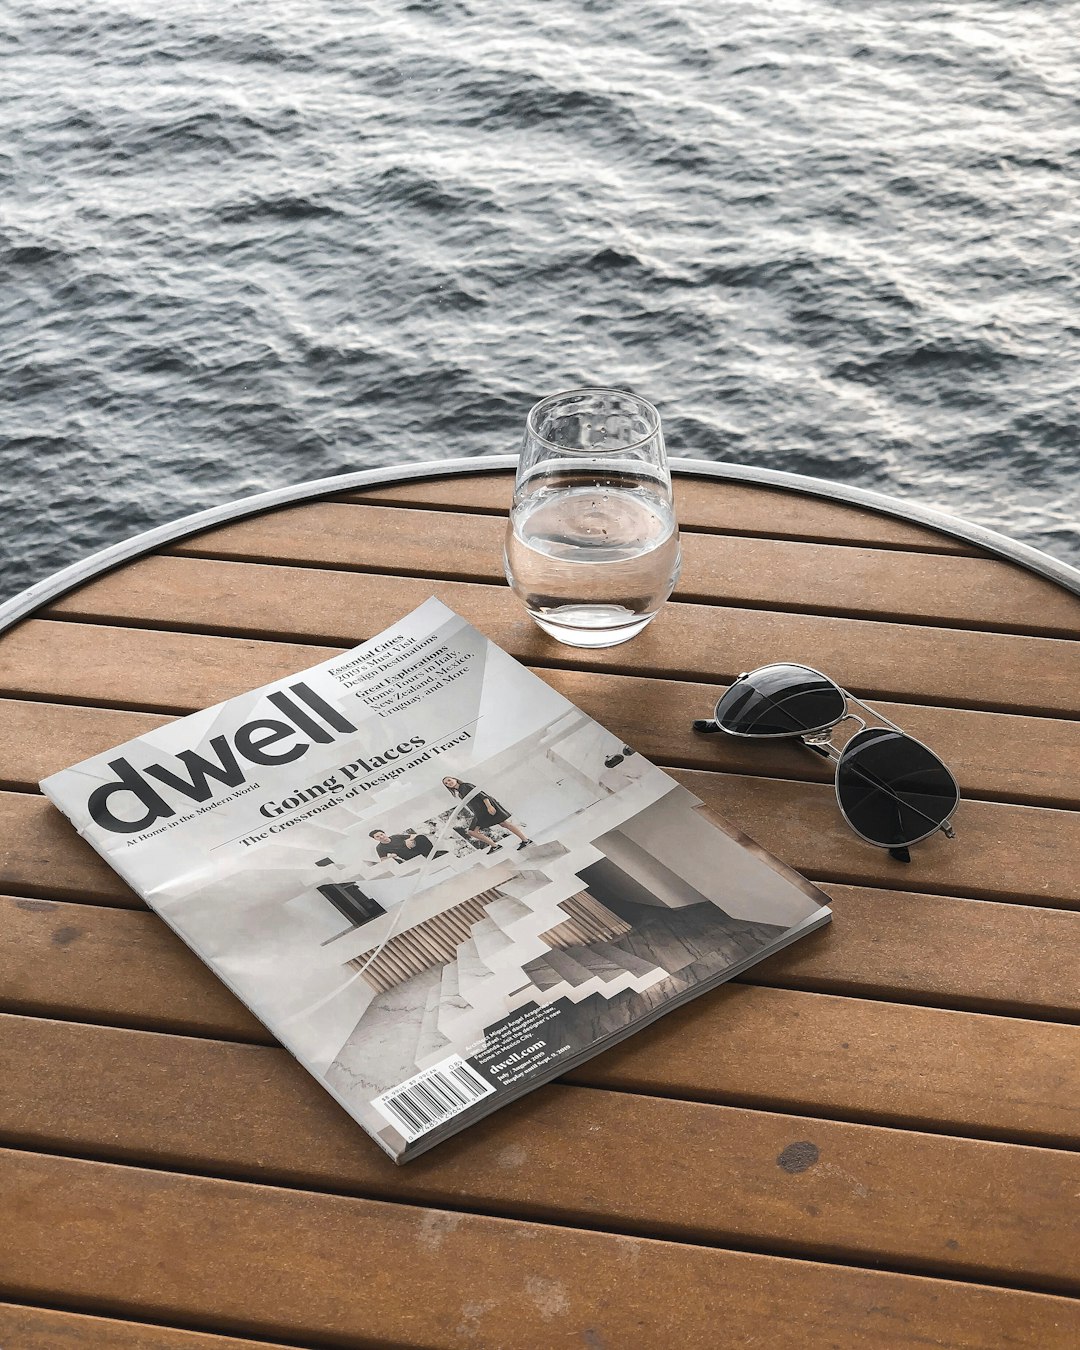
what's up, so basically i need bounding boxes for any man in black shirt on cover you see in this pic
[369,828,445,865]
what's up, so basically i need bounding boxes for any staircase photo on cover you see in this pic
[327,782,808,1101]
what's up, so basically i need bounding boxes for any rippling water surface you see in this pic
[2,0,1078,601]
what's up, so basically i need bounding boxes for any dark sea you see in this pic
[2,0,1078,603]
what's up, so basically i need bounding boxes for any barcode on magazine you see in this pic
[372,1054,495,1143]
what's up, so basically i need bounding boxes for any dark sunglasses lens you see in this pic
[715,664,846,736]
[837,728,958,847]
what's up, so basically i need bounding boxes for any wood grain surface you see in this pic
[168,500,1080,636]
[2,903,1078,1144]
[6,884,1076,1042]
[2,1014,1078,1291]
[6,771,1077,909]
[349,471,983,553]
[1,467,1077,1346]
[3,678,1080,810]
[41,557,1080,714]
[0,1304,297,1350]
[3,1149,1078,1350]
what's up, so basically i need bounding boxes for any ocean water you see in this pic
[2,0,1078,604]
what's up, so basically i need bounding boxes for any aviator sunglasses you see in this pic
[692,663,959,862]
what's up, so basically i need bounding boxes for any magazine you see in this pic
[41,598,831,1162]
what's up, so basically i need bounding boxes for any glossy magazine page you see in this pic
[40,598,831,1161]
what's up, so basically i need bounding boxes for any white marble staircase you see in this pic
[470,914,516,965]
[413,977,452,1065]
[414,893,671,1067]
[481,893,533,935]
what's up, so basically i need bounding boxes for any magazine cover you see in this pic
[41,598,831,1161]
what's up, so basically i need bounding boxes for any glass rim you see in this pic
[525,387,662,455]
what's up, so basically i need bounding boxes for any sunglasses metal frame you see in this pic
[693,663,959,856]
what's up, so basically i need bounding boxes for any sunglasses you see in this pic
[692,663,959,862]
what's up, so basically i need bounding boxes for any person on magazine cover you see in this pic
[369,828,446,865]
[442,776,534,851]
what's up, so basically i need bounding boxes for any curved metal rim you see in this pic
[2,453,1078,636]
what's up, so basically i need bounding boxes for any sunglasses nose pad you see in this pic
[692,718,722,734]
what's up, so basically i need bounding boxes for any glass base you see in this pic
[528,604,656,648]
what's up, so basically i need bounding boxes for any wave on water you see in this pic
[1,0,1078,599]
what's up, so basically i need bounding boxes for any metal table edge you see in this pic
[2,454,1078,637]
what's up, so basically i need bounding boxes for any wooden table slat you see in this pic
[348,472,985,556]
[683,770,1080,908]
[2,1148,1077,1350]
[3,1014,1078,1292]
[5,769,1078,912]
[0,620,337,713]
[5,883,1078,1052]
[2,927,1077,1145]
[0,1303,299,1350]
[167,500,1080,637]
[38,561,1080,716]
[4,664,1079,811]
[0,895,270,1043]
[564,983,1080,1147]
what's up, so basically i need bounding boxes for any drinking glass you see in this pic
[503,388,682,647]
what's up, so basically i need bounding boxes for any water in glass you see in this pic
[504,390,681,647]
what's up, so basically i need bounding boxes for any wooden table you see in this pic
[1,460,1079,1349]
